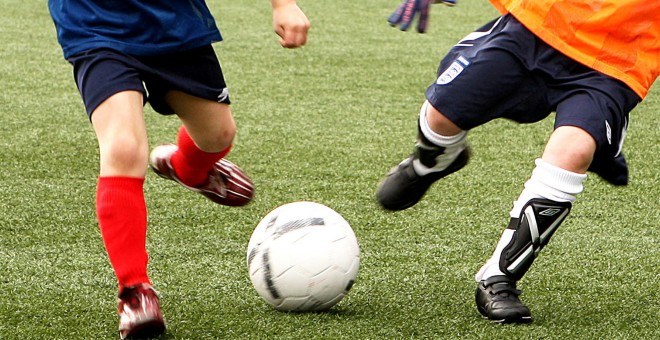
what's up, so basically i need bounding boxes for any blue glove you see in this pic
[387,0,456,33]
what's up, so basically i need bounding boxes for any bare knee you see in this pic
[205,121,236,151]
[168,91,237,152]
[425,101,464,136]
[99,134,149,176]
[542,126,596,173]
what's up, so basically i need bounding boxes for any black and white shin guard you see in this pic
[475,159,587,283]
[499,198,572,281]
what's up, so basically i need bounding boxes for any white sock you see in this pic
[413,101,467,176]
[475,158,587,282]
[510,158,587,217]
[474,229,515,282]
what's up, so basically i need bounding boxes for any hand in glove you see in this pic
[387,0,456,33]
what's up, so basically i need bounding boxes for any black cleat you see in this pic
[475,275,532,324]
[376,147,470,211]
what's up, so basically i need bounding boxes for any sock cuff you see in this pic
[97,177,145,203]
[532,158,587,195]
[418,101,467,146]
[173,125,232,187]
[96,176,146,212]
[177,125,232,160]
[510,159,587,216]
[97,176,145,186]
[178,125,232,156]
[521,158,587,204]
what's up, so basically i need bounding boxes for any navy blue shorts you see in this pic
[68,45,230,117]
[425,15,641,185]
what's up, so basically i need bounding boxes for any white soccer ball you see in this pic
[247,201,360,312]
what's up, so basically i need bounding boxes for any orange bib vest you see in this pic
[490,0,660,98]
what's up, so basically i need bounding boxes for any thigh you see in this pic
[165,90,235,152]
[91,90,149,177]
[68,48,147,118]
[425,15,552,130]
[553,79,640,184]
[139,45,231,115]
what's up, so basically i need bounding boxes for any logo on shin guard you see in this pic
[538,208,562,216]
[499,199,572,281]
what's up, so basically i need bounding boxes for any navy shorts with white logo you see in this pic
[425,14,641,185]
[68,45,230,117]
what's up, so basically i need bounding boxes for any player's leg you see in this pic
[376,101,470,210]
[474,69,639,323]
[92,90,151,292]
[69,48,166,338]
[474,126,592,323]
[145,46,254,206]
[149,91,254,206]
[168,90,236,153]
[376,15,544,211]
[158,91,235,187]
[91,91,166,339]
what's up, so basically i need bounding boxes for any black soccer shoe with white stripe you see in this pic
[376,147,470,211]
[475,275,532,324]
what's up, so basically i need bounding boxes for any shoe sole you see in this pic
[477,306,533,324]
[120,319,166,339]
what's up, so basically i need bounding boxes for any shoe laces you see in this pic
[202,168,227,197]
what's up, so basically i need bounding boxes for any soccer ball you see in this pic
[247,201,360,312]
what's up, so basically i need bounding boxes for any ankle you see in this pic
[412,141,468,176]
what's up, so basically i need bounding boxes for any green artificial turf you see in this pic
[0,0,657,339]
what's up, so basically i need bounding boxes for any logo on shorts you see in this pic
[605,120,612,145]
[615,118,628,157]
[217,88,229,102]
[436,56,470,85]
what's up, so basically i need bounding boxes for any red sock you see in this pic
[96,176,151,293]
[171,125,231,187]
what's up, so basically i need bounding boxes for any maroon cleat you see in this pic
[118,284,166,339]
[149,144,255,206]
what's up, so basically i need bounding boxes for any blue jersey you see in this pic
[48,0,223,59]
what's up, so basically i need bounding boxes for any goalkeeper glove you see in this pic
[387,0,456,33]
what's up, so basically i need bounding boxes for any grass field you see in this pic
[1,0,658,339]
